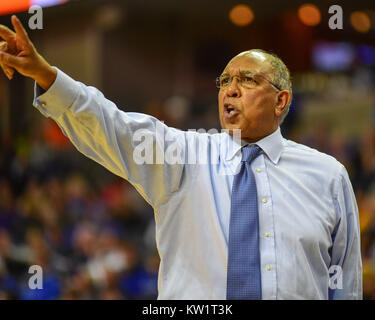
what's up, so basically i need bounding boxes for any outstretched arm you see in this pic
[0,15,192,209]
[0,15,56,90]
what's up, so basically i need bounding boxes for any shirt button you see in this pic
[265,232,270,237]
[262,198,267,204]
[256,168,261,173]
[266,265,271,271]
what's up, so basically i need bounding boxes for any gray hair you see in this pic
[248,49,293,125]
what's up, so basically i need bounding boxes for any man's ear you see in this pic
[274,90,290,117]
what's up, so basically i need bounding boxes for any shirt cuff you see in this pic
[33,67,80,119]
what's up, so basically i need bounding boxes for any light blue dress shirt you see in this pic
[33,68,362,300]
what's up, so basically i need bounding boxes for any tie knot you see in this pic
[241,145,262,163]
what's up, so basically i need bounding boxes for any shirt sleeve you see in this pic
[33,67,187,209]
[329,164,363,299]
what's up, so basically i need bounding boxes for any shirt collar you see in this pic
[225,127,284,165]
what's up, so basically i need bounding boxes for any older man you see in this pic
[0,16,362,299]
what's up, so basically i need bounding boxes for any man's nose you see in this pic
[226,77,241,97]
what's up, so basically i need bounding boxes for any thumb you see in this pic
[0,51,23,70]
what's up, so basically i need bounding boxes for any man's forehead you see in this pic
[223,51,271,74]
[237,50,267,61]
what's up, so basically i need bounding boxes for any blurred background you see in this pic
[0,0,375,299]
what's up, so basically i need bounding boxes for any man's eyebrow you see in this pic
[220,72,229,78]
[220,70,256,77]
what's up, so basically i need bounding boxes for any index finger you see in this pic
[11,15,31,45]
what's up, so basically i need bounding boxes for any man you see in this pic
[0,16,362,299]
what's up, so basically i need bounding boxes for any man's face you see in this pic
[218,52,280,142]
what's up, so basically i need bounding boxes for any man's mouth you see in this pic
[224,103,240,119]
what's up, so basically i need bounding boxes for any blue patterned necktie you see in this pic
[227,144,262,300]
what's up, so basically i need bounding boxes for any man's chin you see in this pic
[221,126,244,138]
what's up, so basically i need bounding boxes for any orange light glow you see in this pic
[229,4,254,27]
[298,4,321,26]
[0,0,30,16]
[350,11,371,33]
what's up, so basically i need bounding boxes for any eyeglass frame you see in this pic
[216,70,282,92]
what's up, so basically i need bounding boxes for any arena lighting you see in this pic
[298,3,321,26]
[229,4,254,27]
[0,0,68,16]
[350,11,371,33]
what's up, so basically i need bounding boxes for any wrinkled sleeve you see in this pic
[33,68,187,209]
[330,164,362,299]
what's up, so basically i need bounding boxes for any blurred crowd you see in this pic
[0,119,159,299]
[1,88,375,300]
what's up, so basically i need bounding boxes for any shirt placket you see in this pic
[252,155,277,299]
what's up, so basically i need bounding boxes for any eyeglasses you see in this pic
[215,72,281,92]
